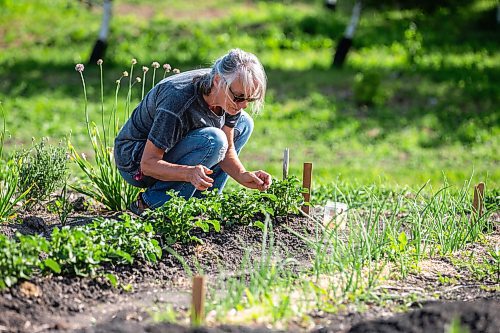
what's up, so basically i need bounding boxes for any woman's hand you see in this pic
[188,165,214,191]
[237,170,272,191]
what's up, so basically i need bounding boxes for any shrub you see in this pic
[15,138,68,209]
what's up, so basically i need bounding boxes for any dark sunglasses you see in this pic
[222,76,259,103]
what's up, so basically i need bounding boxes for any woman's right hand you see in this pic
[188,165,214,191]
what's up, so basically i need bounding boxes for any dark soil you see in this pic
[0,206,499,333]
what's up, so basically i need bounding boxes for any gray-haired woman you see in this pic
[114,48,272,215]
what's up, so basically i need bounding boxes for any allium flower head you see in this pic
[75,64,85,72]
[152,62,160,69]
[115,79,121,84]
[123,71,129,77]
[142,66,149,72]
[136,77,141,83]
[131,58,137,65]
[163,64,171,72]
[97,59,103,65]
[172,68,180,74]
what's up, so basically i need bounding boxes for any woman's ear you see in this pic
[213,74,221,86]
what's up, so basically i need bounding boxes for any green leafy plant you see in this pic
[47,181,73,225]
[15,138,68,209]
[69,61,140,211]
[0,160,29,222]
[145,190,220,245]
[0,233,52,289]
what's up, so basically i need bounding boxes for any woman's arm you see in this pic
[140,140,214,191]
[219,126,272,191]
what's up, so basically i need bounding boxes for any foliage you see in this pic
[145,190,222,245]
[0,233,50,289]
[49,215,161,276]
[0,160,29,222]
[47,181,73,225]
[69,61,140,211]
[15,138,68,209]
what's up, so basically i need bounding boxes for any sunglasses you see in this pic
[222,76,259,103]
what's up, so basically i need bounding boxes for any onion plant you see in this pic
[69,61,140,211]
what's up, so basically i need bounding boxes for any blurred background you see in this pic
[0,0,498,189]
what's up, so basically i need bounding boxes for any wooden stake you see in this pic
[191,275,206,326]
[283,148,289,180]
[301,162,313,214]
[472,182,485,221]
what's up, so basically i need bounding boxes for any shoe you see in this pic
[129,193,149,217]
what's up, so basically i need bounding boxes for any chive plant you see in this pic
[69,61,140,211]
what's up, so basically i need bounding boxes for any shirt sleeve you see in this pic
[148,108,184,152]
[224,112,242,128]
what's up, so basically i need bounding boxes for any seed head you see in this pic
[172,68,180,74]
[75,64,85,72]
[97,59,103,65]
[131,58,137,65]
[136,77,141,83]
[152,62,160,69]
[123,71,129,77]
[163,64,171,72]
[142,66,149,73]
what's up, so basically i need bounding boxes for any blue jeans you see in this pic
[119,111,254,208]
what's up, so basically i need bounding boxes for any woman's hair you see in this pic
[198,48,267,114]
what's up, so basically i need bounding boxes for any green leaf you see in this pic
[43,258,61,273]
[105,273,118,287]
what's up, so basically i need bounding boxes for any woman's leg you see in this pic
[141,127,228,208]
[194,110,254,197]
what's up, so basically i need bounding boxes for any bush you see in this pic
[15,138,68,209]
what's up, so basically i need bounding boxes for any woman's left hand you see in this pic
[238,170,272,191]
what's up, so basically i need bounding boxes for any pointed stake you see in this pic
[301,162,313,214]
[191,275,206,326]
[283,148,289,180]
[472,182,485,222]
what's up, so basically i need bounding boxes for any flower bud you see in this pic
[172,68,180,74]
[131,58,137,65]
[97,59,103,65]
[163,63,171,72]
[75,64,85,72]
[152,62,160,69]
[136,77,141,83]
[142,66,149,73]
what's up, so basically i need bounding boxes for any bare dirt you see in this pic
[0,203,498,333]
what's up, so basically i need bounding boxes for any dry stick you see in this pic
[472,182,485,221]
[191,275,206,326]
[301,162,313,214]
[283,148,289,180]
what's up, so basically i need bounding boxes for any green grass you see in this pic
[0,0,498,190]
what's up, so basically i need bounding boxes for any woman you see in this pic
[114,49,272,215]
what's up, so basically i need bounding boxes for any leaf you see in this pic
[43,258,61,273]
[253,221,265,231]
[105,273,118,287]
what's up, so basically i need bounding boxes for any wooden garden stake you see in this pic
[283,148,289,180]
[301,162,313,214]
[191,275,206,326]
[472,182,485,221]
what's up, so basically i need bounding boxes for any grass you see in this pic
[0,0,498,190]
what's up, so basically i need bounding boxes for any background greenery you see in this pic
[0,0,498,191]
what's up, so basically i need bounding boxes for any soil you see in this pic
[0,203,498,333]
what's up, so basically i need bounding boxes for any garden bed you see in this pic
[0,205,498,333]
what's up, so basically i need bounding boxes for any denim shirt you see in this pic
[114,68,241,172]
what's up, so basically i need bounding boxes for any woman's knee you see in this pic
[198,127,228,161]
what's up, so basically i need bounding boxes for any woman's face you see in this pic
[216,76,258,115]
